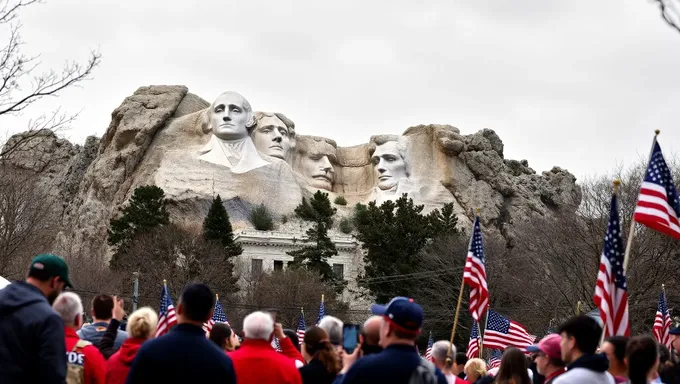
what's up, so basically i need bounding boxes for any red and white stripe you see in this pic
[653,310,671,350]
[296,329,306,346]
[155,305,177,337]
[464,255,489,322]
[467,336,479,359]
[634,182,680,240]
[594,256,630,338]
[483,322,535,351]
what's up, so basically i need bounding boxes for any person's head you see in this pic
[625,335,659,384]
[368,135,411,191]
[302,326,340,374]
[495,347,531,384]
[670,328,680,354]
[251,112,296,160]
[360,315,382,346]
[202,91,254,141]
[431,341,455,371]
[126,307,158,339]
[177,283,214,325]
[209,323,239,351]
[464,358,487,382]
[558,315,602,364]
[371,296,423,347]
[53,292,84,330]
[453,352,468,374]
[283,329,300,352]
[293,136,337,191]
[243,311,274,341]
[527,334,565,376]
[90,294,114,322]
[658,343,672,368]
[26,254,73,304]
[318,315,344,347]
[602,335,629,376]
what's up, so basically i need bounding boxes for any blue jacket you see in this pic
[78,321,128,351]
[0,281,67,384]
[339,344,448,384]
[126,323,236,383]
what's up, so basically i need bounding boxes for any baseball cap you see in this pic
[526,334,562,360]
[371,296,423,333]
[670,327,680,335]
[30,254,73,289]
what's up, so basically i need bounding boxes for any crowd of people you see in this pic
[1,254,680,384]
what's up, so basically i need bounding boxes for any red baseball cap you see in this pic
[526,334,561,360]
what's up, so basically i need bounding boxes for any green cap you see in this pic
[30,254,73,289]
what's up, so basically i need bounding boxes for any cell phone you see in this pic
[343,324,360,354]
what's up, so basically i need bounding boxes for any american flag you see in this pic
[316,294,326,325]
[633,139,680,240]
[593,193,630,338]
[463,217,489,322]
[203,295,229,334]
[273,337,282,352]
[296,309,306,346]
[155,282,177,337]
[425,332,434,361]
[483,310,535,351]
[489,349,502,369]
[653,290,672,349]
[467,321,480,359]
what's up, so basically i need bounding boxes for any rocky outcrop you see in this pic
[3,85,581,258]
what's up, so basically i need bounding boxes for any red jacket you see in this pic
[229,339,302,384]
[278,336,305,367]
[105,337,146,384]
[64,327,106,384]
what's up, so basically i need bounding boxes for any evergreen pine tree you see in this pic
[428,202,460,237]
[108,185,170,252]
[203,195,243,256]
[287,191,345,292]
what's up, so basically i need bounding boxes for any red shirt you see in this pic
[106,337,146,384]
[278,336,305,367]
[65,327,106,384]
[229,339,302,384]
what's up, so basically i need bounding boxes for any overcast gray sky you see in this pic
[4,0,680,180]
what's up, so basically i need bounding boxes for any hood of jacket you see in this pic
[0,281,48,315]
[119,338,146,365]
[568,353,610,373]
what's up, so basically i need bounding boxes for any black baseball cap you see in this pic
[30,254,73,288]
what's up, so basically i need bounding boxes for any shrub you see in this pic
[334,196,347,206]
[339,218,353,234]
[250,204,274,231]
[281,215,288,224]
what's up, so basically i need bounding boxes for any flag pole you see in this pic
[623,130,660,274]
[480,308,490,357]
[446,208,479,365]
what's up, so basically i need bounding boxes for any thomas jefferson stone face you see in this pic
[252,114,292,160]
[372,141,408,190]
[210,92,250,141]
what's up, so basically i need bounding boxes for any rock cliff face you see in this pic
[2,85,582,258]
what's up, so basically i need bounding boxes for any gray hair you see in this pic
[432,340,456,363]
[53,292,83,327]
[243,311,274,341]
[318,316,343,345]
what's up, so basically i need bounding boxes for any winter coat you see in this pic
[105,337,146,384]
[0,281,67,384]
[337,344,449,384]
[126,323,236,383]
[552,353,615,384]
[299,358,337,384]
[64,327,106,384]
[77,321,127,352]
[278,336,306,367]
[229,339,302,384]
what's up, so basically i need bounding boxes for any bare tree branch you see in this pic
[654,0,680,34]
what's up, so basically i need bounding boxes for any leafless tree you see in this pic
[0,164,57,278]
[653,0,680,35]
[0,0,100,159]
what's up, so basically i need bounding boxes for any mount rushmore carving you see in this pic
[2,85,582,258]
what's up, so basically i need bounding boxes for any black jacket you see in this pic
[126,323,236,383]
[0,281,66,384]
[300,359,337,384]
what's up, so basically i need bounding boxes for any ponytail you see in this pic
[310,340,340,374]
